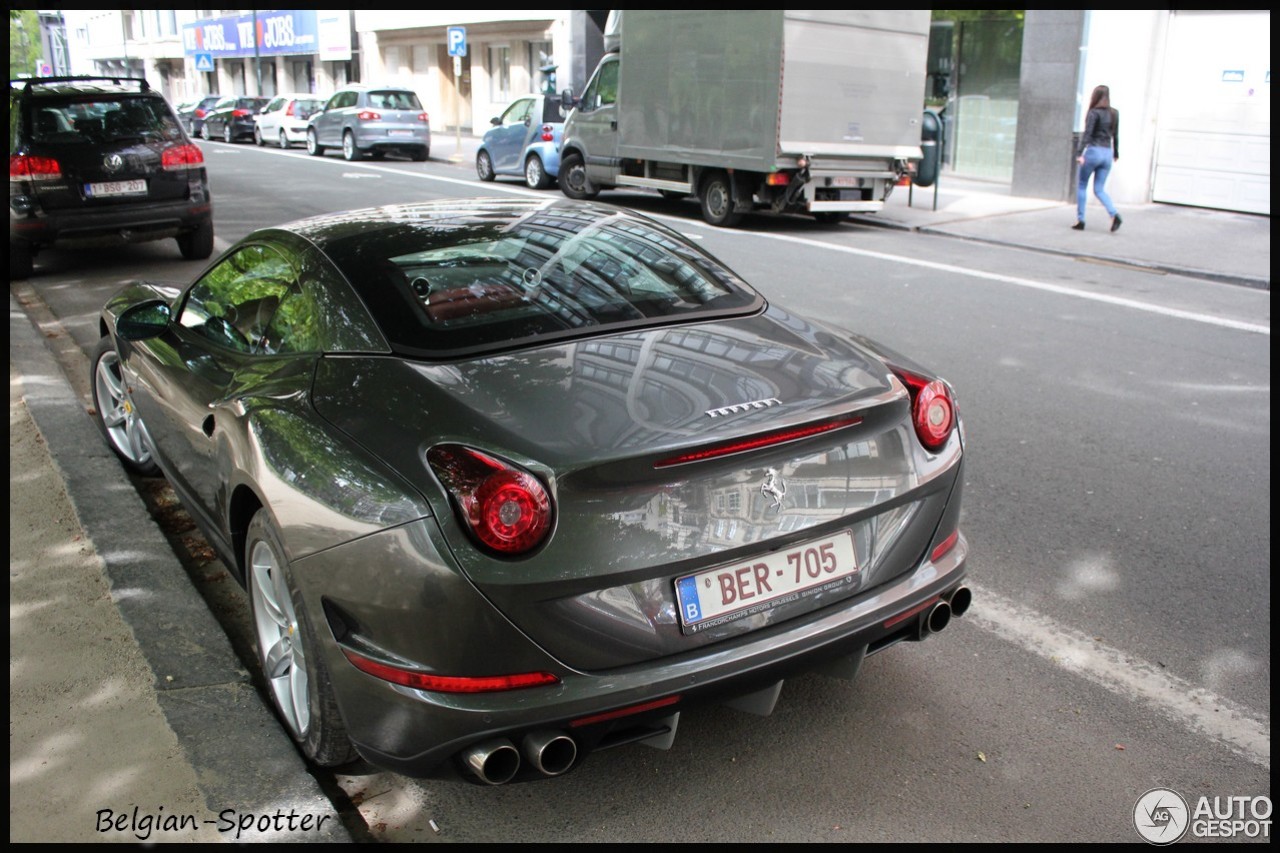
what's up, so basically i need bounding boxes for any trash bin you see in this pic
[916,109,943,188]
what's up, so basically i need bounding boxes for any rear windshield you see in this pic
[367,90,422,111]
[320,203,762,357]
[26,96,183,146]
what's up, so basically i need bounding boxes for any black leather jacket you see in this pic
[1079,107,1119,159]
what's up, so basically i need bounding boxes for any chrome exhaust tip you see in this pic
[461,738,521,785]
[948,586,973,618]
[925,600,952,636]
[522,730,578,777]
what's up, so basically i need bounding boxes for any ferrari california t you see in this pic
[90,198,971,784]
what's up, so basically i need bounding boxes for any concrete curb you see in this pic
[10,293,352,843]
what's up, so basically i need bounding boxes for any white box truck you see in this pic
[558,9,930,227]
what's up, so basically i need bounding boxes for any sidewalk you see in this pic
[10,299,351,843]
[8,151,1269,843]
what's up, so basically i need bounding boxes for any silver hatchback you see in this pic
[306,85,430,162]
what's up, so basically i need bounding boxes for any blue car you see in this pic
[476,94,564,189]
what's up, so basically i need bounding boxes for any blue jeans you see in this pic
[1077,145,1117,222]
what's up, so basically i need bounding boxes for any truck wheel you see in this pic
[699,172,743,227]
[559,152,599,200]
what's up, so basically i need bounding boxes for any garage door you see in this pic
[1152,11,1269,215]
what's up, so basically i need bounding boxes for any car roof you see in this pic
[11,75,159,100]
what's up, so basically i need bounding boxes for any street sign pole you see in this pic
[448,27,467,157]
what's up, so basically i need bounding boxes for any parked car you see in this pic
[89,198,970,784]
[202,95,270,143]
[254,93,326,149]
[8,75,214,280]
[307,84,430,161]
[184,94,222,136]
[476,94,564,189]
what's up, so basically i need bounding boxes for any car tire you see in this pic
[307,128,324,156]
[254,126,264,146]
[411,146,429,162]
[559,151,599,200]
[90,337,160,477]
[246,509,357,767]
[698,171,743,228]
[177,218,215,261]
[9,242,33,280]
[525,154,551,190]
[476,150,495,182]
[279,129,290,149]
[201,123,211,141]
[342,131,362,161]
[224,123,233,144]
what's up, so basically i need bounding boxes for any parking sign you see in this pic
[447,26,467,57]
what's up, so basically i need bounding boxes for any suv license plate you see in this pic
[675,530,858,633]
[86,179,147,197]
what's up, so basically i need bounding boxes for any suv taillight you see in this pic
[428,445,553,556]
[357,110,382,121]
[891,366,956,452]
[161,144,205,170]
[418,112,429,124]
[10,153,62,181]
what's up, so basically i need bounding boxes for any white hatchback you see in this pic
[254,93,326,149]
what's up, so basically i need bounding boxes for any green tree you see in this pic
[10,9,41,79]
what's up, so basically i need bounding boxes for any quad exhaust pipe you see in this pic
[461,730,578,784]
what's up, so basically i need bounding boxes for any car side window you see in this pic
[581,59,619,111]
[178,245,295,354]
[260,284,321,355]
[501,99,532,125]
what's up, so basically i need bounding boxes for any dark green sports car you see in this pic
[91,198,970,784]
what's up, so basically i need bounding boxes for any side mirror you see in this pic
[560,88,576,109]
[490,116,502,126]
[116,300,172,341]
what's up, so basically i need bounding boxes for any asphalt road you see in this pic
[12,139,1270,842]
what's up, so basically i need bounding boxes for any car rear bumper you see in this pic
[10,196,212,250]
[306,515,970,783]
[355,129,431,152]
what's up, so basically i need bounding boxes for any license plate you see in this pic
[675,530,858,633]
[388,129,414,137]
[827,176,863,187]
[85,179,147,197]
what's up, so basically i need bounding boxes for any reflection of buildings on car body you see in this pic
[52,10,1268,214]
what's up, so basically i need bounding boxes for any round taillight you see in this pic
[427,445,553,556]
[474,469,551,553]
[913,379,954,451]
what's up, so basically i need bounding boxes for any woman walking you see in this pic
[1074,84,1121,232]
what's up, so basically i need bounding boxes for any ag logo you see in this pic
[1134,788,1190,845]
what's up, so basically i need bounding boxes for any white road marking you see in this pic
[721,230,1271,336]
[967,583,1270,769]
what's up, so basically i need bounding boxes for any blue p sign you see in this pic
[447,26,467,57]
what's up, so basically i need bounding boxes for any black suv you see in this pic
[9,76,214,279]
